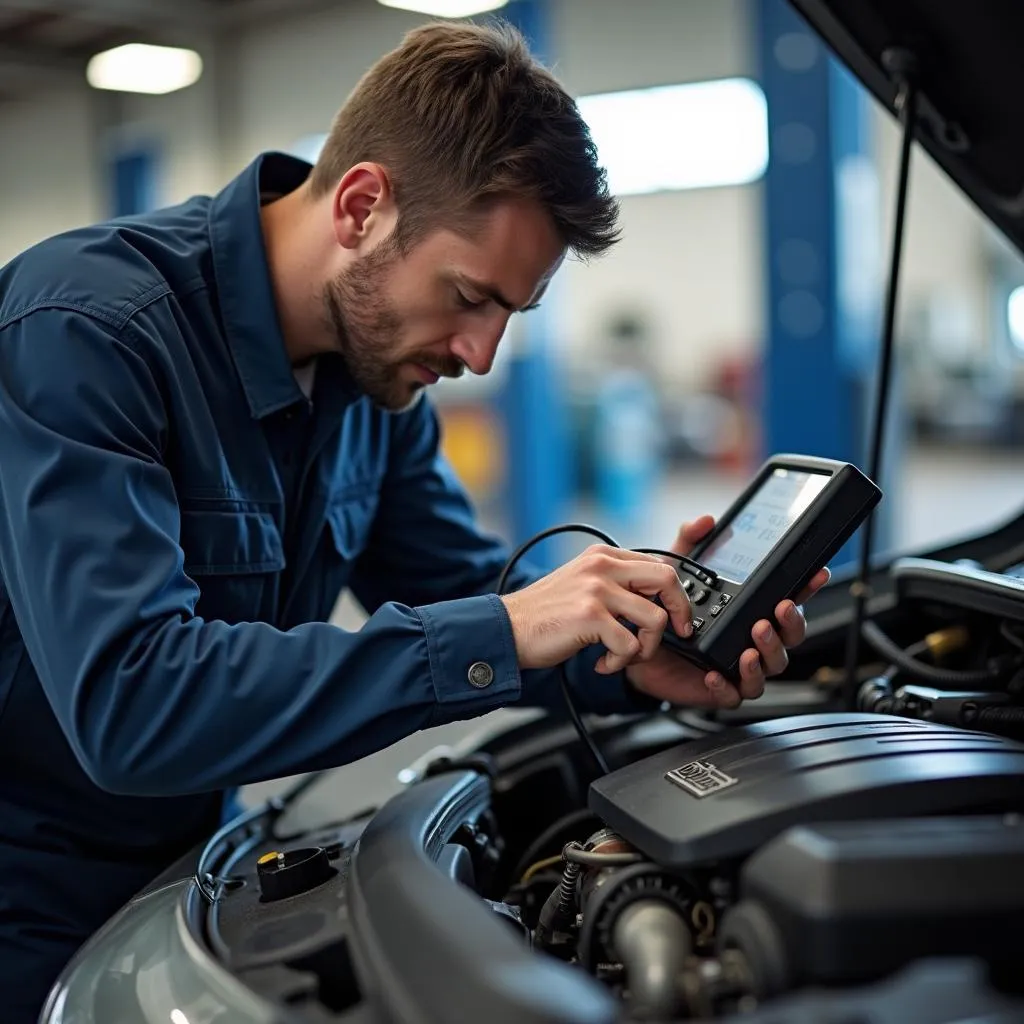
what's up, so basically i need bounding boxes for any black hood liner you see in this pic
[790,0,1024,254]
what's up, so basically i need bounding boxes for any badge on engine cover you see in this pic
[665,760,739,797]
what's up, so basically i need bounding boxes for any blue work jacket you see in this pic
[0,152,641,1021]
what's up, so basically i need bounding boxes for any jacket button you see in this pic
[467,661,494,689]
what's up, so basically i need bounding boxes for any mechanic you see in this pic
[0,20,828,1022]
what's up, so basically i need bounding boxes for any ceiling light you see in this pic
[376,0,508,17]
[86,44,203,95]
[1007,286,1024,353]
[578,78,769,196]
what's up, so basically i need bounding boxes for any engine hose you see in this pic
[613,900,691,1021]
[861,620,1001,686]
[554,860,582,920]
[965,705,1024,734]
[510,808,601,884]
[563,847,645,869]
[534,852,583,948]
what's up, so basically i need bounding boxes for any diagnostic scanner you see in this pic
[660,455,882,680]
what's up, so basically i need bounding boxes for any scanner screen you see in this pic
[699,468,830,583]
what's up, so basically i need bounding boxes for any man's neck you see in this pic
[260,185,336,367]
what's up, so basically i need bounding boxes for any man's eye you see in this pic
[456,290,485,310]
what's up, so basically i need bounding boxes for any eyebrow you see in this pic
[458,276,542,313]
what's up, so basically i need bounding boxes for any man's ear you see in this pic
[332,162,395,250]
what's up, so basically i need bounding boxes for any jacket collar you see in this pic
[208,152,314,419]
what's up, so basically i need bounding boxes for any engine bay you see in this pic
[186,549,1024,1023]
[521,714,1024,1020]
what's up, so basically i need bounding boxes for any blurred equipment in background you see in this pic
[591,311,664,536]
[901,291,1013,445]
[438,404,505,506]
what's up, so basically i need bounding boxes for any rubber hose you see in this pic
[861,620,999,686]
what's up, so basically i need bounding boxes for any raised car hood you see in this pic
[790,0,1024,255]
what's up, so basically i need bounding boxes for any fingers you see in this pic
[672,515,716,557]
[702,619,786,707]
[652,562,831,709]
[774,600,807,647]
[702,671,743,709]
[588,547,691,638]
[723,614,792,703]
[777,566,829,644]
[751,619,788,675]
[608,588,690,662]
[793,566,831,605]
[595,618,645,674]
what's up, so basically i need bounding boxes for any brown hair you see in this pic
[308,19,619,259]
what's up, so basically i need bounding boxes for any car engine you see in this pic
[506,713,1024,1021]
[149,557,1024,1024]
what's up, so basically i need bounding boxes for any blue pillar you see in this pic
[496,0,574,568]
[756,0,897,561]
[110,143,159,217]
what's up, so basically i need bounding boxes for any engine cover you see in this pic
[726,815,1024,987]
[588,713,1024,866]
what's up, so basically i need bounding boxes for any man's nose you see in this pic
[449,318,508,376]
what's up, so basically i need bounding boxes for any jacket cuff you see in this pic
[416,594,521,726]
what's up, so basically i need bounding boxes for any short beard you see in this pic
[321,241,412,411]
[322,235,468,411]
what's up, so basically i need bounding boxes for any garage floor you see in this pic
[242,443,1024,828]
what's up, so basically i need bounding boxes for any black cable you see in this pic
[632,547,711,578]
[843,63,919,708]
[498,525,720,777]
[559,663,611,774]
[1000,621,1024,652]
[882,637,931,680]
[194,768,340,900]
[498,523,621,777]
[861,620,1001,686]
[497,523,618,596]
[194,802,278,902]
[274,768,331,809]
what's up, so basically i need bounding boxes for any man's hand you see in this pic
[625,515,831,709]
[500,545,693,675]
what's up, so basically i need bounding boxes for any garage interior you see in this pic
[4,2,1024,1022]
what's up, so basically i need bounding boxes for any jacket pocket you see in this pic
[179,509,285,622]
[325,495,379,560]
[320,492,380,618]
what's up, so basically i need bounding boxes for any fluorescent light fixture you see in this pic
[86,44,203,95]
[578,78,769,196]
[1008,286,1024,353]
[377,0,507,16]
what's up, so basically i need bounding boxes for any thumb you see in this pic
[673,514,716,556]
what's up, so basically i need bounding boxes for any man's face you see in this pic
[322,197,564,412]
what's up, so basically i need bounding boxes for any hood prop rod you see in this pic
[843,49,920,705]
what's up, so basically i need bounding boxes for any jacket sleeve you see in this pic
[349,397,653,717]
[0,309,575,797]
